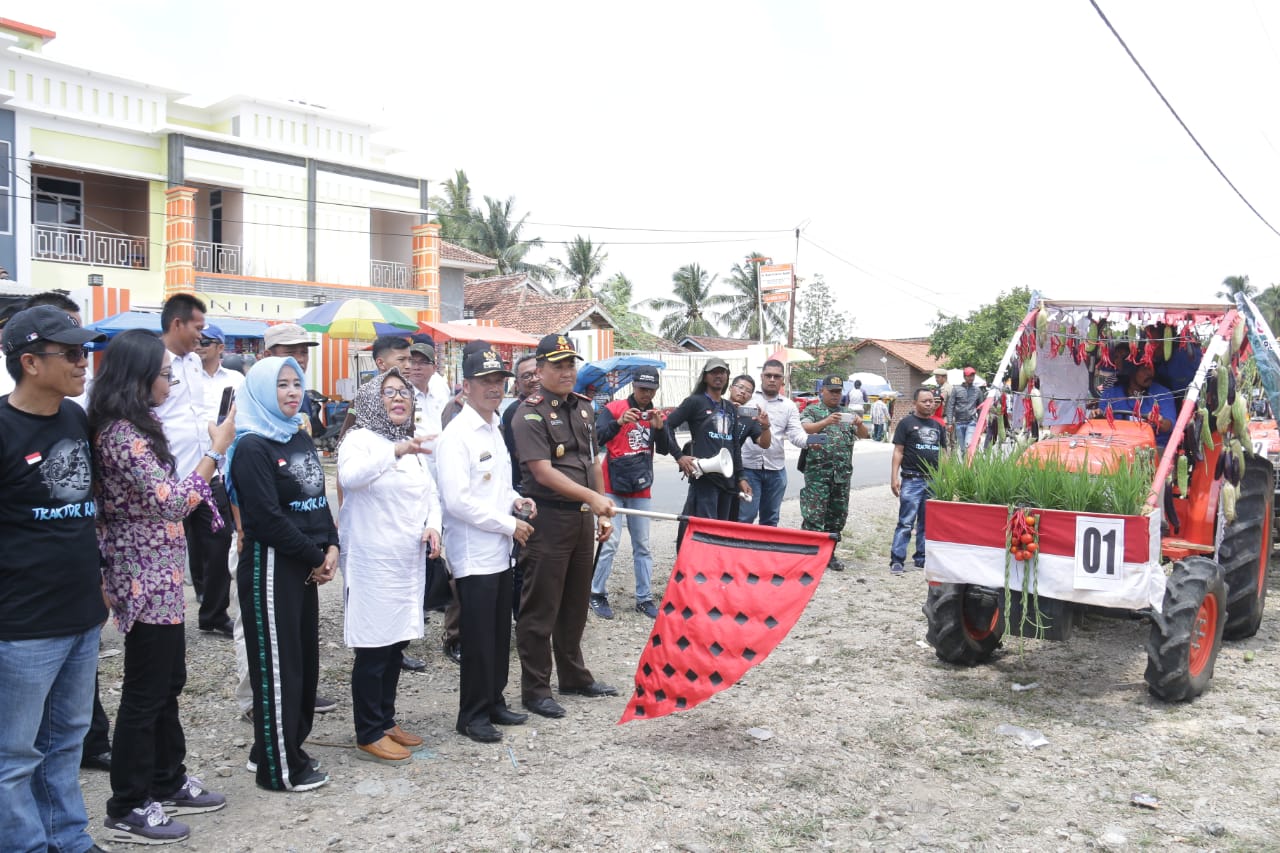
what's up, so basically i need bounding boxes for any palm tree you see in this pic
[643,263,732,340]
[469,196,553,282]
[430,169,477,244]
[551,236,608,299]
[720,252,786,341]
[1255,283,1280,332]
[1217,274,1256,301]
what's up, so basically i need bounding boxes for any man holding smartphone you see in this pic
[590,369,670,620]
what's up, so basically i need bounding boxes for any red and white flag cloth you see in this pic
[619,517,835,724]
[924,500,1165,611]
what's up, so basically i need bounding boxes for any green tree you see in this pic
[794,274,856,390]
[643,263,732,340]
[598,272,653,348]
[551,236,609,299]
[929,286,1033,378]
[1217,274,1255,301]
[720,252,786,341]
[469,196,553,282]
[430,168,478,244]
[1254,283,1280,333]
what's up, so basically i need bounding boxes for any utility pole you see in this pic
[787,227,800,347]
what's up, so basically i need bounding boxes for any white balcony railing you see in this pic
[370,259,410,289]
[194,241,242,275]
[33,224,148,269]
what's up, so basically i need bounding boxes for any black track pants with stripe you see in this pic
[238,541,319,790]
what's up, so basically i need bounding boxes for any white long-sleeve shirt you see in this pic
[740,391,808,471]
[154,349,209,477]
[338,428,441,648]
[436,403,520,579]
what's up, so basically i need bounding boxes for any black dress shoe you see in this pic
[490,706,529,726]
[559,681,618,698]
[522,696,566,718]
[80,750,111,772]
[401,653,427,672]
[442,640,462,665]
[457,720,502,743]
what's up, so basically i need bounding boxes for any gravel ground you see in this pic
[81,471,1280,852]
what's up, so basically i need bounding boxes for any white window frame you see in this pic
[0,140,10,235]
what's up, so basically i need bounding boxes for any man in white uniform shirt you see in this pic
[738,358,809,526]
[436,344,535,743]
[405,337,448,442]
[155,294,234,636]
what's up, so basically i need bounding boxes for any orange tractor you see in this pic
[922,298,1273,701]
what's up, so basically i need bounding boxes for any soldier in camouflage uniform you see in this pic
[800,375,869,570]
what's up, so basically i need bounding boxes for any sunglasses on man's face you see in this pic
[198,338,218,347]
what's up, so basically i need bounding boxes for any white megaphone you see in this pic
[692,448,734,479]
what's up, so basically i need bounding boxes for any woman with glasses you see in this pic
[337,368,440,764]
[89,328,235,844]
[228,356,339,792]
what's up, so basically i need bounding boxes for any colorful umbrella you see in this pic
[298,299,418,340]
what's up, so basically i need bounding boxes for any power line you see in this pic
[798,235,948,312]
[13,155,790,236]
[1089,0,1280,239]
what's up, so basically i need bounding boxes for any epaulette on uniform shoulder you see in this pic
[571,392,593,402]
[524,394,544,406]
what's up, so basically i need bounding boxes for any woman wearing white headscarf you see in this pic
[228,356,338,793]
[338,367,440,764]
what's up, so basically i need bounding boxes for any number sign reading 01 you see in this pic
[1073,515,1125,590]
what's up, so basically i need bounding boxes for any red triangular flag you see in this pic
[619,517,836,724]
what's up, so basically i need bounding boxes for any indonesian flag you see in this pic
[619,518,835,724]
[925,500,1166,611]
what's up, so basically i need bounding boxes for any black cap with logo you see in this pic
[633,369,660,389]
[535,333,581,362]
[463,342,514,379]
[3,305,106,356]
[821,374,844,390]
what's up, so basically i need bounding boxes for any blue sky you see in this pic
[12,1,1280,340]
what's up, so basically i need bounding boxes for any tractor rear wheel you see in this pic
[923,583,1004,665]
[1219,453,1273,640]
[1144,557,1227,702]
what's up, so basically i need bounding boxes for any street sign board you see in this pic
[762,290,791,304]
[759,264,793,292]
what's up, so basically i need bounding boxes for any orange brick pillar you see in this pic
[411,222,441,323]
[164,186,198,299]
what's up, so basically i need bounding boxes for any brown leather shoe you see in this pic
[383,724,423,748]
[355,736,412,764]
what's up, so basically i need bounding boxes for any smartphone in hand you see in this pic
[806,433,828,446]
[216,386,235,425]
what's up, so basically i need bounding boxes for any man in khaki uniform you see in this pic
[511,335,617,718]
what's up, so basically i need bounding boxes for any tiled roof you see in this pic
[464,274,540,314]
[464,275,613,336]
[679,334,756,352]
[441,241,496,269]
[852,338,945,372]
[476,298,609,337]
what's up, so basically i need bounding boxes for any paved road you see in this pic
[642,437,894,516]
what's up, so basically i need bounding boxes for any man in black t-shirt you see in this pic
[665,358,753,549]
[889,386,947,575]
[0,305,107,850]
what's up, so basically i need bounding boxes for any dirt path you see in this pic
[83,484,1280,851]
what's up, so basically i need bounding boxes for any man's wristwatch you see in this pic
[204,450,226,465]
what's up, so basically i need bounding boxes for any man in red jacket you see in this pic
[590,369,671,619]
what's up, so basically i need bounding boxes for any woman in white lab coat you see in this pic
[338,368,440,765]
